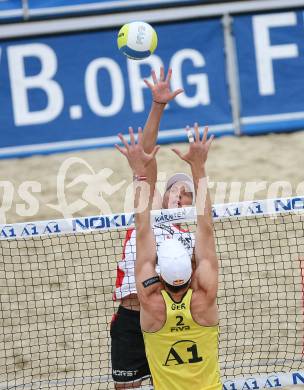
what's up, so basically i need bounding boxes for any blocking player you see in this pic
[111,68,195,388]
[116,124,221,390]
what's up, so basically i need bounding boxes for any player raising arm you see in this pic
[141,67,183,190]
[116,124,222,390]
[111,68,191,389]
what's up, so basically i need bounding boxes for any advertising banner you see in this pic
[1,8,304,158]
[1,196,303,239]
[0,0,22,21]
[27,0,207,18]
[234,9,304,134]
[0,18,232,157]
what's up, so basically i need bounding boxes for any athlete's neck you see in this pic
[165,286,189,303]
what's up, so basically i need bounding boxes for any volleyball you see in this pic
[117,21,158,60]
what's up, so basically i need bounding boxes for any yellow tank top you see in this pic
[143,289,222,390]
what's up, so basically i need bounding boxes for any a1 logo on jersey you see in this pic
[163,340,203,366]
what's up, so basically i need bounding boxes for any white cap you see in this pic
[165,173,195,201]
[158,238,192,286]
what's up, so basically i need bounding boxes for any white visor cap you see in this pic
[158,238,192,286]
[165,173,195,203]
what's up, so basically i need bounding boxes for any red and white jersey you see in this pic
[114,224,195,300]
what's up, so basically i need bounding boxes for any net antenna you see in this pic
[1,196,304,390]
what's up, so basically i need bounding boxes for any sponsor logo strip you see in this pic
[1,196,304,240]
[224,371,304,390]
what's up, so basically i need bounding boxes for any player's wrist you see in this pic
[133,174,148,182]
[152,100,167,108]
[133,167,149,180]
[130,164,149,179]
[191,163,206,178]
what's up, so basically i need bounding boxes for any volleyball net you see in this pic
[1,196,304,390]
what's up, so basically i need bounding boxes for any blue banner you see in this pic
[0,18,232,157]
[2,9,303,158]
[27,0,204,18]
[234,9,304,134]
[0,0,22,21]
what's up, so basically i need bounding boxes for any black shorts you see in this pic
[110,305,151,384]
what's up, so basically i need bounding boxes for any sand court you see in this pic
[0,131,303,224]
[0,131,304,389]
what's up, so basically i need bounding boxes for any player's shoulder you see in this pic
[140,287,166,323]
[138,277,164,305]
[190,287,219,325]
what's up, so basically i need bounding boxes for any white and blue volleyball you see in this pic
[117,21,158,60]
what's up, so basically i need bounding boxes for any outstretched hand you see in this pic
[144,67,183,105]
[115,127,160,176]
[172,123,214,169]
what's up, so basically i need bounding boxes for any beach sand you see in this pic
[0,131,304,390]
[0,131,303,224]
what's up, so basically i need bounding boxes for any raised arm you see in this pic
[115,127,160,304]
[143,67,183,152]
[172,124,218,301]
[142,68,183,194]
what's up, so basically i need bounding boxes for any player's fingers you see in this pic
[129,127,135,145]
[186,125,195,144]
[144,79,153,89]
[193,122,200,142]
[202,126,209,144]
[171,148,184,160]
[137,127,143,145]
[165,68,172,83]
[160,67,165,81]
[118,133,129,149]
[172,88,184,98]
[206,134,215,149]
[151,70,158,85]
[151,145,160,159]
[115,144,127,156]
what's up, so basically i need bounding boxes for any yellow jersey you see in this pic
[143,289,222,390]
